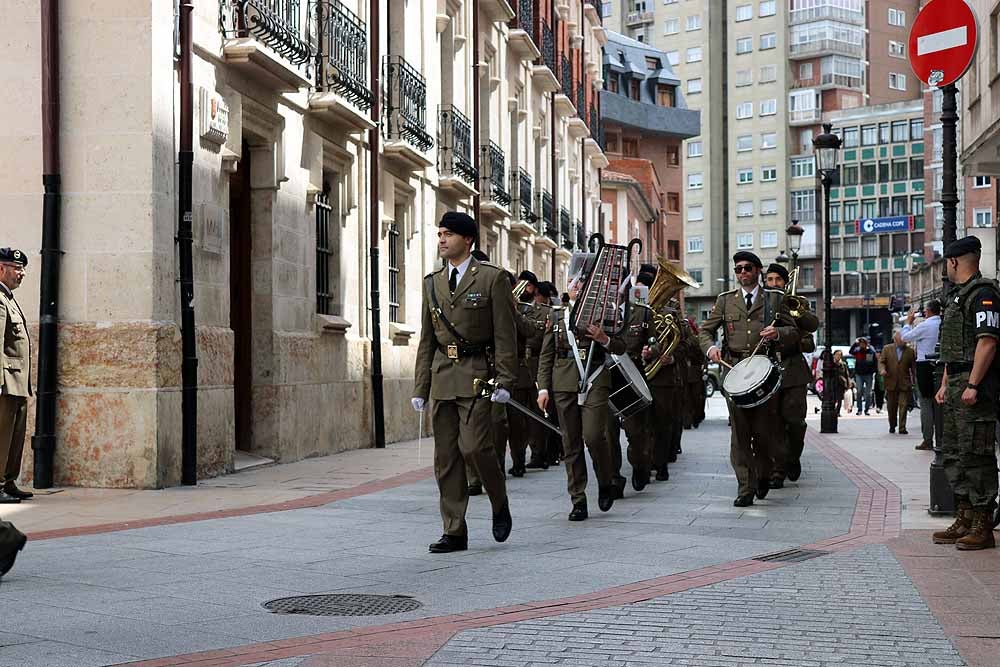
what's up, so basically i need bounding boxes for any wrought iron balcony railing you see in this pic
[540,190,557,240]
[516,0,534,34]
[540,20,556,74]
[560,208,573,250]
[220,0,314,67]
[515,168,534,223]
[576,220,586,251]
[589,105,604,148]
[384,55,433,151]
[576,83,585,120]
[561,55,572,97]
[438,106,477,184]
[482,142,511,207]
[309,0,373,109]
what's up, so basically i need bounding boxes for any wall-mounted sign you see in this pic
[199,87,230,145]
[855,215,914,235]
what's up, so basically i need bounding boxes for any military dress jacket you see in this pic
[776,308,819,388]
[520,301,549,389]
[414,258,518,401]
[0,286,31,397]
[512,302,543,390]
[697,287,799,364]
[537,305,626,394]
[624,303,698,388]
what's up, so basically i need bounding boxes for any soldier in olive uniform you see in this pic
[412,213,516,553]
[684,321,706,430]
[619,272,656,489]
[931,236,999,551]
[0,248,32,503]
[699,252,799,507]
[517,272,553,471]
[537,272,627,520]
[764,263,819,488]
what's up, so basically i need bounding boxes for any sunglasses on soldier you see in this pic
[733,264,755,274]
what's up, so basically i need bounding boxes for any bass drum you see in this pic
[722,355,782,409]
[607,354,653,420]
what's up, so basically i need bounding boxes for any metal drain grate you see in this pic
[753,548,829,563]
[262,593,422,617]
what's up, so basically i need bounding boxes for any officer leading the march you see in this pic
[412,212,516,553]
[932,236,1000,551]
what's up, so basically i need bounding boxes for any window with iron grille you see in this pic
[316,185,335,315]
[388,223,401,322]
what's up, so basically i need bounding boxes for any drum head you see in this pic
[722,356,773,394]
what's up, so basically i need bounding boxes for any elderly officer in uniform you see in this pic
[931,236,1000,550]
[537,269,627,520]
[764,263,818,488]
[700,252,799,506]
[412,213,516,553]
[0,248,32,503]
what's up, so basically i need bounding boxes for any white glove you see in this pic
[411,397,426,412]
[491,387,511,404]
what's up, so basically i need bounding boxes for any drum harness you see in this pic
[564,308,604,405]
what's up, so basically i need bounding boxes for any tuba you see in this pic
[569,233,642,337]
[783,267,810,318]
[644,257,700,380]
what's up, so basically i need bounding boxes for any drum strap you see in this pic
[565,308,604,404]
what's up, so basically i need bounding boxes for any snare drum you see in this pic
[607,354,653,419]
[722,355,782,409]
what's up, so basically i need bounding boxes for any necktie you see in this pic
[745,293,753,310]
[449,268,459,294]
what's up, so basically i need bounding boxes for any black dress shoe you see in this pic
[0,532,26,578]
[769,478,784,489]
[597,485,615,512]
[0,490,21,505]
[631,468,649,492]
[655,468,670,482]
[525,460,548,470]
[889,426,895,434]
[899,428,908,435]
[733,495,754,507]
[787,461,801,482]
[613,475,627,500]
[2,483,32,500]
[428,534,468,553]
[677,445,682,454]
[508,466,525,478]
[568,502,588,521]
[492,502,512,543]
[755,478,770,500]
[467,483,483,496]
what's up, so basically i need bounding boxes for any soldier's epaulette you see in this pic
[719,288,738,297]
[536,302,552,309]
[424,266,445,279]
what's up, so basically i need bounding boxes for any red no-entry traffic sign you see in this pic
[908,0,979,88]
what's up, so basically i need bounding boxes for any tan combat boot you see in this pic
[932,499,972,544]
[956,509,996,551]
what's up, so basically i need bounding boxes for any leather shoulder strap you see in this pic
[424,274,469,345]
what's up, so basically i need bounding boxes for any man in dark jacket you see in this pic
[850,337,878,415]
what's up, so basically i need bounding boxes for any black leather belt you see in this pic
[946,362,973,373]
[439,343,491,360]
[556,348,587,360]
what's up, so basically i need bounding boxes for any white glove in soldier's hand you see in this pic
[411,397,426,412]
[490,387,511,404]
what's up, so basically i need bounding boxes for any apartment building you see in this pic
[1,0,606,488]
[600,32,701,267]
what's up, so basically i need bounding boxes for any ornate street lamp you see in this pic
[775,250,790,264]
[814,123,841,435]
[786,220,804,270]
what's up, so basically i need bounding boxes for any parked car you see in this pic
[705,362,721,398]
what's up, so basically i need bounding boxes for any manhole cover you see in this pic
[262,594,421,617]
[753,548,828,563]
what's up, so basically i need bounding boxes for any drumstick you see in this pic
[719,359,734,370]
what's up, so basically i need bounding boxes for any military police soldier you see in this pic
[412,213,516,553]
[932,236,999,551]
[537,272,626,520]
[764,263,818,487]
[699,251,799,507]
[0,248,32,503]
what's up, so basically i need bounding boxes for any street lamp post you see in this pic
[786,220,804,272]
[814,123,842,435]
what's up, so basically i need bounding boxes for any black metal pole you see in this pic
[369,0,386,448]
[178,2,198,485]
[929,83,959,514]
[32,0,62,489]
[472,0,481,241]
[820,171,838,434]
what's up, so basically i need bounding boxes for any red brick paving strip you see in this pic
[120,430,903,666]
[27,467,435,541]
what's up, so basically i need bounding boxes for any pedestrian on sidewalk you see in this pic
[0,519,26,579]
[931,236,999,551]
[878,331,916,435]
[412,213,515,554]
[901,301,942,451]
[831,350,851,415]
[0,248,33,504]
[849,337,877,415]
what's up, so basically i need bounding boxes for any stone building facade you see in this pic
[3,0,606,488]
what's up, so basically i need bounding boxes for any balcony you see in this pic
[789,108,822,126]
[508,0,540,61]
[383,55,434,169]
[788,4,864,27]
[510,168,537,235]
[481,142,511,219]
[536,191,558,249]
[788,39,864,60]
[555,56,577,117]
[220,0,314,91]
[576,220,586,251]
[532,20,560,93]
[308,0,374,132]
[791,72,864,92]
[438,106,478,197]
[481,0,515,23]
[584,0,602,25]
[568,84,589,137]
[560,208,574,250]
[625,10,654,27]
